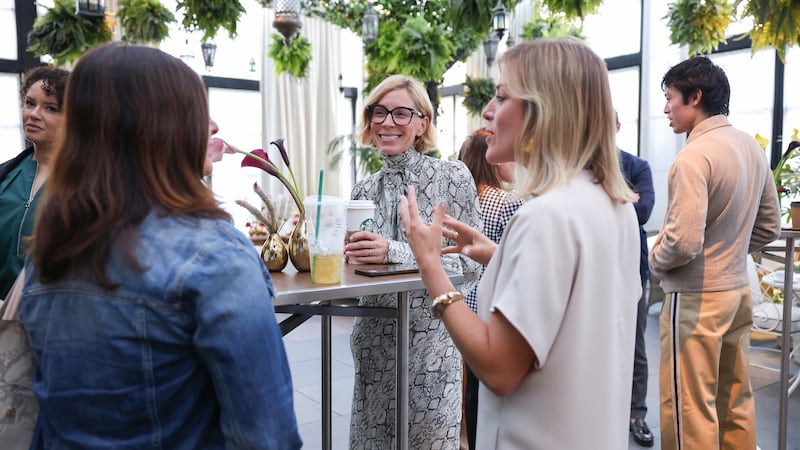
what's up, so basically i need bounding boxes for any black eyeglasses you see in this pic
[367,104,424,126]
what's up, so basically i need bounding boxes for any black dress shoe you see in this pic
[630,418,654,447]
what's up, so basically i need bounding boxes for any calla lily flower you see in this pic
[271,138,291,167]
[234,143,305,215]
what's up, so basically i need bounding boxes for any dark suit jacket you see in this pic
[619,149,655,285]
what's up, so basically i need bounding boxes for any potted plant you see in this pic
[326,134,385,176]
[664,0,734,55]
[540,0,602,20]
[462,76,495,117]
[268,33,312,78]
[520,8,586,40]
[177,0,246,42]
[27,0,113,67]
[116,0,176,46]
[738,0,800,63]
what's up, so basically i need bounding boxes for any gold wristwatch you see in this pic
[431,291,463,319]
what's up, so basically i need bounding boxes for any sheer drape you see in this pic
[261,10,346,199]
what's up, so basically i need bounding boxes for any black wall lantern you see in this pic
[201,42,217,69]
[491,0,507,40]
[483,34,499,67]
[362,3,378,45]
[76,0,105,17]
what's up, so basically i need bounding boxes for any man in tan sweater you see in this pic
[650,56,781,450]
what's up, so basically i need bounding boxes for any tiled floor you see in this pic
[279,303,800,449]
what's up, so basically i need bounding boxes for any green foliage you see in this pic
[462,76,495,117]
[665,0,734,56]
[117,0,175,45]
[326,134,384,175]
[737,0,800,63]
[268,34,312,78]
[448,0,520,39]
[27,0,113,66]
[364,21,400,92]
[520,8,586,40]
[540,0,602,20]
[304,0,510,93]
[177,0,246,42]
[386,17,455,85]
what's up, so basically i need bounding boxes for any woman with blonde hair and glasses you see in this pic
[344,74,481,448]
[400,38,641,448]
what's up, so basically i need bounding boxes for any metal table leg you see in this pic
[396,291,409,450]
[322,314,332,450]
[779,237,794,450]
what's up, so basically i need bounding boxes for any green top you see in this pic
[0,153,42,298]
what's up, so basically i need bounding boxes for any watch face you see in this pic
[432,302,446,318]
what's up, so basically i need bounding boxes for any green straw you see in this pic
[315,169,324,240]
[312,170,324,276]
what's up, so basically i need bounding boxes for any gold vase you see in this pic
[261,233,289,272]
[289,215,311,272]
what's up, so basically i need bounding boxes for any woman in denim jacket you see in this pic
[19,43,302,449]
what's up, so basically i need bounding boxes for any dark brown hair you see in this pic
[458,128,500,192]
[31,43,230,288]
[20,65,69,107]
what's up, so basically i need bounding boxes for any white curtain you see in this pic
[261,11,347,201]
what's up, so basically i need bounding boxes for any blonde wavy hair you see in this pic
[500,38,635,204]
[358,75,436,153]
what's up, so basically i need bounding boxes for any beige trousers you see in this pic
[659,287,756,450]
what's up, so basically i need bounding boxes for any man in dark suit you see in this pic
[618,114,656,447]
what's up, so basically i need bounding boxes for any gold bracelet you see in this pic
[431,291,463,319]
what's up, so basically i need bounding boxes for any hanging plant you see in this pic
[463,76,495,117]
[738,0,800,63]
[117,0,176,45]
[27,0,113,67]
[520,8,586,40]
[268,33,312,78]
[541,0,602,20]
[664,0,734,56]
[386,17,455,86]
[177,0,246,42]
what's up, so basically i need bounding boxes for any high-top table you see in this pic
[753,228,800,450]
[269,263,464,450]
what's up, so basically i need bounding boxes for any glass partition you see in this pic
[0,73,22,162]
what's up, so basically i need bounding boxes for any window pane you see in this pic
[710,49,775,161]
[436,93,469,162]
[0,73,22,163]
[609,67,640,156]
[207,87,263,231]
[583,0,641,58]
[0,1,16,60]
[784,47,800,149]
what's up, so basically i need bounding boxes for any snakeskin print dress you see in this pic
[348,149,482,449]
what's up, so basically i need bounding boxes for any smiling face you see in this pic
[482,75,524,165]
[663,85,705,134]
[22,80,64,151]
[369,88,429,156]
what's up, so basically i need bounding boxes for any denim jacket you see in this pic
[19,213,302,449]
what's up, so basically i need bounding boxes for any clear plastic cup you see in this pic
[304,196,346,284]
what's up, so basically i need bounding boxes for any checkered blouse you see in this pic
[465,185,523,311]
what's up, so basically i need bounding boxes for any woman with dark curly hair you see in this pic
[0,65,69,299]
